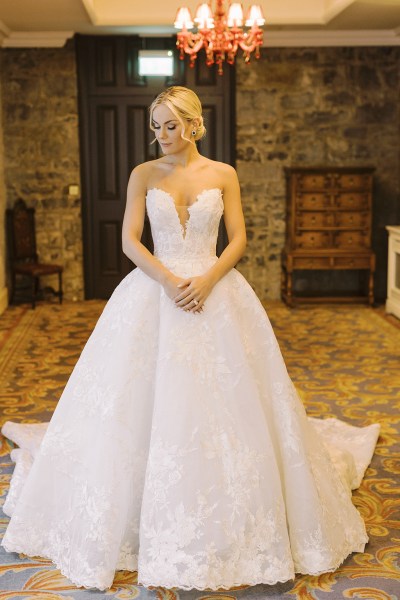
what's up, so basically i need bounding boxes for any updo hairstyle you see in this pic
[149,86,206,143]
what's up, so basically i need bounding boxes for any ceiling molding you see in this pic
[1,31,74,48]
[1,28,399,49]
[263,29,400,47]
[80,0,99,25]
[0,19,10,35]
[0,19,10,46]
[323,0,356,24]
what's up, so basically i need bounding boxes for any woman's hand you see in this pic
[174,273,216,313]
[163,273,189,304]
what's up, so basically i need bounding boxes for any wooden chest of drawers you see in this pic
[281,167,375,306]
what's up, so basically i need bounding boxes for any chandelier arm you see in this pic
[237,38,257,54]
[177,32,205,55]
[187,38,206,54]
[237,30,263,54]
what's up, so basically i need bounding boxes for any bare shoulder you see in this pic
[201,157,238,187]
[129,160,157,184]
[204,158,236,175]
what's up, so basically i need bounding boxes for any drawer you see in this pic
[336,174,372,190]
[335,193,369,210]
[297,212,335,228]
[334,257,372,268]
[295,232,331,248]
[335,211,369,227]
[293,257,331,269]
[296,174,330,190]
[334,231,369,248]
[296,194,331,209]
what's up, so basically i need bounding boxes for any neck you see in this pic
[164,142,201,167]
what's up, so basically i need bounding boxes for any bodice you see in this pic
[146,188,224,271]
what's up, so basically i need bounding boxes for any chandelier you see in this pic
[174,1,266,75]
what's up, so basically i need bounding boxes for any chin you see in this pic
[159,143,175,153]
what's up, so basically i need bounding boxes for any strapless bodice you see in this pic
[146,187,224,272]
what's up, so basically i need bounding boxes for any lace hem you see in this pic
[136,539,368,591]
[2,535,368,592]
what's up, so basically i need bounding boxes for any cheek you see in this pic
[176,129,190,143]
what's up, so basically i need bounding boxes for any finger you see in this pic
[183,298,199,311]
[188,299,203,312]
[174,290,192,303]
[176,279,191,288]
[175,293,196,306]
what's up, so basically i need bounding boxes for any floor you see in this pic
[0,300,399,599]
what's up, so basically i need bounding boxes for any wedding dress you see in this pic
[1,187,380,591]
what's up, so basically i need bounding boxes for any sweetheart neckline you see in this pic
[146,188,223,241]
[146,187,222,209]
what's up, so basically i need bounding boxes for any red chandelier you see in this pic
[174,1,266,75]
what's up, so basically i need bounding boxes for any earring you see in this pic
[192,129,196,136]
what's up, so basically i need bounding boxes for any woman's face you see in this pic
[152,104,192,155]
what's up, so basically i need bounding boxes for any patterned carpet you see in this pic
[0,300,399,600]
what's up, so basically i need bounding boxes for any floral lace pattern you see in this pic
[1,188,380,591]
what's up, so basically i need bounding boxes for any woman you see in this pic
[1,86,380,591]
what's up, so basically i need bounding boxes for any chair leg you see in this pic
[31,277,36,309]
[58,271,63,304]
[10,271,16,305]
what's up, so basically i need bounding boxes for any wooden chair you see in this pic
[6,199,63,309]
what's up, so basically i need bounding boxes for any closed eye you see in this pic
[152,124,176,130]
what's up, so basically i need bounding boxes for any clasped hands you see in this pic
[164,272,214,313]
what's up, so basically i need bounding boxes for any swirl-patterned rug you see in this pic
[0,301,399,600]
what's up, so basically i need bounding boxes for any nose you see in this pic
[159,126,167,140]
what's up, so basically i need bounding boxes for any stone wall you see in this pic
[0,44,399,303]
[0,40,83,301]
[236,47,400,301]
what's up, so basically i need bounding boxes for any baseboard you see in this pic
[0,286,8,315]
[386,298,400,320]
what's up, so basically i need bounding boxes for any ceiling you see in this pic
[0,0,399,47]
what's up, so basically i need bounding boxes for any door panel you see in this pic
[77,35,235,299]
[99,221,121,274]
[96,105,119,199]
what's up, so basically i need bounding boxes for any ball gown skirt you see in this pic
[1,188,380,591]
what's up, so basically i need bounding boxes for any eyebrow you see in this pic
[152,119,179,125]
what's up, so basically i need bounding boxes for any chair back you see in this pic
[6,199,38,263]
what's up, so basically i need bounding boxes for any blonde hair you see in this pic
[149,86,206,143]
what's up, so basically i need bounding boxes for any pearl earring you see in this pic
[192,129,196,136]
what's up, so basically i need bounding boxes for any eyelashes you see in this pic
[152,125,177,131]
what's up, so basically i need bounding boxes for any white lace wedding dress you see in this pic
[1,188,380,591]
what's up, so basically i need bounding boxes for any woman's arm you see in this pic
[174,164,247,311]
[206,164,247,285]
[122,165,184,297]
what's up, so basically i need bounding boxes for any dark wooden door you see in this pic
[76,35,235,299]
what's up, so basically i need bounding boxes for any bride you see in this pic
[1,86,380,592]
